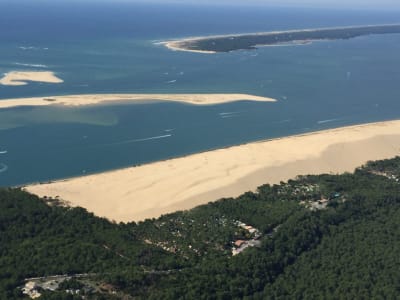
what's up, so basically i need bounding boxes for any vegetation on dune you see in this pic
[1,157,400,299]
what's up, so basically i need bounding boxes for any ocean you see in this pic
[1,1,400,186]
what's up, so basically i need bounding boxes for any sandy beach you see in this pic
[0,71,63,86]
[25,120,400,222]
[163,41,217,54]
[0,93,275,109]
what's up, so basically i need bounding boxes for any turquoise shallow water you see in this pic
[1,2,400,186]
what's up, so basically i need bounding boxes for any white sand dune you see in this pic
[25,120,400,223]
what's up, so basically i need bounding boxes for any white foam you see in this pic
[18,46,38,50]
[166,79,177,84]
[17,46,48,51]
[152,40,165,45]
[15,62,48,68]
[0,150,7,154]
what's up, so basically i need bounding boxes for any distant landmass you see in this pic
[165,24,400,53]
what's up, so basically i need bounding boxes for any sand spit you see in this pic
[25,120,400,223]
[0,93,275,109]
[0,71,63,86]
[163,23,400,53]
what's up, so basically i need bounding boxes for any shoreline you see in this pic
[25,119,400,222]
[162,41,217,54]
[0,93,275,109]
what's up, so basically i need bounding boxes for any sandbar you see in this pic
[0,93,275,109]
[25,120,400,222]
[0,71,63,86]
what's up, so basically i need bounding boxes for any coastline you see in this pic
[164,39,312,54]
[162,23,400,53]
[25,119,400,222]
[0,93,275,109]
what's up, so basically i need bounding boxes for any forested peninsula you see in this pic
[2,157,400,299]
[166,24,400,53]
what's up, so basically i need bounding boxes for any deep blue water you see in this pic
[1,1,400,186]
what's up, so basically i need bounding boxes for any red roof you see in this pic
[234,240,245,247]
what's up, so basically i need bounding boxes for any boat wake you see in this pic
[277,119,291,124]
[18,46,37,50]
[18,46,48,51]
[0,163,8,173]
[219,111,241,118]
[317,118,340,124]
[110,134,172,146]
